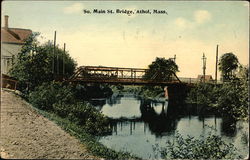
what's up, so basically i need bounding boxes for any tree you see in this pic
[218,53,239,81]
[144,57,179,81]
[186,64,249,121]
[9,33,77,91]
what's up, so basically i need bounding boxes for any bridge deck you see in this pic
[68,77,181,85]
[68,65,182,85]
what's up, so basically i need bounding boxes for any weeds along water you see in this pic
[27,102,140,160]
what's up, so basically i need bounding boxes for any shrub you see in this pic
[29,82,75,110]
[217,79,249,120]
[53,102,111,135]
[186,83,219,107]
[29,82,112,135]
[140,86,164,99]
[160,132,241,159]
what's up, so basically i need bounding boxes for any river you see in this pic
[89,93,249,159]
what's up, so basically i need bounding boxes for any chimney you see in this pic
[4,15,9,29]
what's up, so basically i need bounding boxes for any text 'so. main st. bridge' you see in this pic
[68,65,182,86]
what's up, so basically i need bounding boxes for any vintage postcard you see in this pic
[1,1,249,159]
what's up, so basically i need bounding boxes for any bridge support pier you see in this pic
[166,84,192,105]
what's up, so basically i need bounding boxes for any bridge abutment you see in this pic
[165,84,192,104]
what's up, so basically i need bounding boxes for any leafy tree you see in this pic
[186,65,249,121]
[237,64,249,80]
[219,53,239,81]
[144,57,179,81]
[217,78,248,121]
[9,33,77,91]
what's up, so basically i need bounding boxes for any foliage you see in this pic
[219,53,239,81]
[140,86,164,99]
[217,79,249,120]
[186,83,219,108]
[74,84,113,99]
[32,108,139,159]
[29,82,112,135]
[160,132,241,159]
[116,84,124,91]
[29,82,75,110]
[40,41,77,78]
[9,33,76,91]
[186,74,249,120]
[117,86,142,94]
[53,102,111,135]
[237,64,249,80]
[144,57,179,81]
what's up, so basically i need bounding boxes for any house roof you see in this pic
[1,27,32,45]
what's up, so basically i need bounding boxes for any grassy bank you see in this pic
[21,82,140,159]
[25,99,140,160]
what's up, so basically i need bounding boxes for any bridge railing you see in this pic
[69,65,181,84]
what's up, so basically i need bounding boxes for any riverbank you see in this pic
[0,89,98,159]
[1,89,138,159]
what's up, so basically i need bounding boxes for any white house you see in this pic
[1,15,32,75]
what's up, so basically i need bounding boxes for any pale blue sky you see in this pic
[2,1,249,78]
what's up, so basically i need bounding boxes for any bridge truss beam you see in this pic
[68,65,181,85]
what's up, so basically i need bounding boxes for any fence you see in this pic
[1,74,18,91]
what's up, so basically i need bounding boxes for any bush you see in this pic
[53,102,111,135]
[140,86,164,99]
[186,83,219,107]
[185,79,249,120]
[29,82,111,135]
[160,132,241,159]
[74,84,113,99]
[217,79,249,120]
[29,82,75,110]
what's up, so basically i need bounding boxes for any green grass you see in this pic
[30,106,140,160]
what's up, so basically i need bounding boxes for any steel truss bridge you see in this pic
[68,66,181,85]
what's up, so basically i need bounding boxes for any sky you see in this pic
[2,1,249,78]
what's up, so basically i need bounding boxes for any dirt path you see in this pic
[0,90,98,159]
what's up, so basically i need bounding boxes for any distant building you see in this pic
[1,15,32,75]
[197,75,213,82]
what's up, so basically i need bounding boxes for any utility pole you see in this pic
[202,53,206,83]
[56,33,59,75]
[63,43,66,77]
[215,45,219,84]
[53,31,56,76]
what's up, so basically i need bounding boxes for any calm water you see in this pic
[90,94,249,159]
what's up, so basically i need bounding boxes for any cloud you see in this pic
[174,17,194,30]
[194,10,211,24]
[174,10,211,29]
[174,17,189,28]
[63,3,84,14]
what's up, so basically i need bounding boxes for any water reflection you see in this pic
[89,94,248,159]
[140,99,178,136]
[90,94,239,137]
